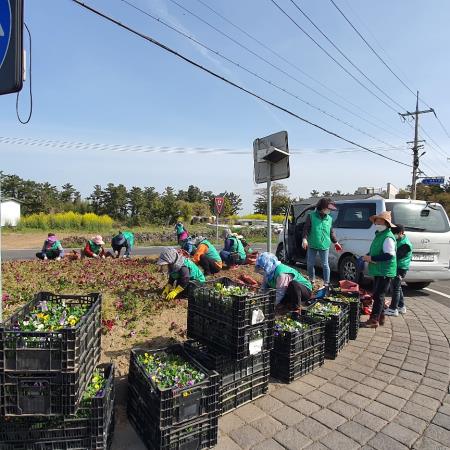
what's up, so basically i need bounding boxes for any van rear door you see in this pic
[385,201,450,282]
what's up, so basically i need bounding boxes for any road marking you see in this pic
[425,287,450,299]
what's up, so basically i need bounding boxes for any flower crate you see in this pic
[326,292,360,341]
[0,363,115,450]
[127,346,219,429]
[324,323,349,360]
[0,292,102,373]
[128,391,218,450]
[270,342,325,383]
[272,314,325,356]
[187,311,274,361]
[0,341,100,416]
[189,277,275,329]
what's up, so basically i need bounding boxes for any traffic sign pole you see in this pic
[267,165,272,253]
[214,196,225,246]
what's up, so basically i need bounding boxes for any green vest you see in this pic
[267,264,312,291]
[368,229,397,277]
[170,259,205,283]
[45,241,61,256]
[308,211,332,250]
[397,235,412,270]
[88,240,101,255]
[201,240,221,262]
[229,236,246,261]
[122,231,135,247]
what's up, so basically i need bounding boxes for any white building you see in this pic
[1,198,21,226]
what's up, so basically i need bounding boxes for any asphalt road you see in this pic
[2,246,448,309]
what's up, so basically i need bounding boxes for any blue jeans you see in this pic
[307,248,330,284]
[390,269,407,309]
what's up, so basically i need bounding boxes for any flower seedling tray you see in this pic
[0,292,101,373]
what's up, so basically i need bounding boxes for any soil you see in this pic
[1,232,92,250]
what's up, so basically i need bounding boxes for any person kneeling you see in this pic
[82,235,112,259]
[111,231,134,258]
[220,228,246,268]
[256,252,312,313]
[192,236,223,275]
[36,233,65,261]
[157,248,205,300]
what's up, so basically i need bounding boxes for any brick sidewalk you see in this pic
[217,297,450,450]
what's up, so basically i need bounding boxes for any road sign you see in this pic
[0,0,23,96]
[421,177,445,186]
[214,196,225,215]
[253,131,289,184]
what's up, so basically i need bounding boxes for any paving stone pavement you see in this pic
[217,297,450,450]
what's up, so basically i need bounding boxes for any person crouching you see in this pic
[36,233,65,261]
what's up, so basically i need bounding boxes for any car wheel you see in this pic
[339,255,358,281]
[276,243,286,262]
[406,282,430,290]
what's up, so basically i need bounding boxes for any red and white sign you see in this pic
[214,196,225,215]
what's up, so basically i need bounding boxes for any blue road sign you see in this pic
[421,177,445,186]
[0,0,12,70]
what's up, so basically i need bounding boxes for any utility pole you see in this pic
[400,91,434,199]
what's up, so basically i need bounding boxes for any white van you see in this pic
[276,196,450,289]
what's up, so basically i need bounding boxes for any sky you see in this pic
[1,0,449,213]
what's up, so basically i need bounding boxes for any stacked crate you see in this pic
[127,345,219,450]
[185,278,275,414]
[0,292,113,449]
[304,300,350,360]
[270,315,325,383]
[327,290,361,340]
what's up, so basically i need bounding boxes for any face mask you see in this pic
[375,224,386,232]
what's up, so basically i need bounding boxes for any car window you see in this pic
[334,203,376,229]
[385,202,450,233]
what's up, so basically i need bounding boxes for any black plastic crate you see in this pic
[0,340,100,416]
[183,340,269,386]
[221,367,269,415]
[305,300,349,335]
[273,314,325,356]
[270,342,324,383]
[128,346,219,429]
[189,277,275,329]
[324,324,349,360]
[324,294,360,341]
[187,311,274,361]
[0,363,115,449]
[0,292,102,373]
[128,388,218,450]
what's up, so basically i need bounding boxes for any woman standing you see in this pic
[361,211,397,328]
[256,252,312,313]
[302,198,341,287]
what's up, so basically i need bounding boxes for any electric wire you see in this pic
[288,0,406,112]
[120,0,399,148]
[71,0,413,168]
[191,0,405,139]
[269,0,401,115]
[16,23,33,124]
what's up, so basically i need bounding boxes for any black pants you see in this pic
[282,281,312,308]
[199,254,221,275]
[36,249,61,260]
[371,276,392,319]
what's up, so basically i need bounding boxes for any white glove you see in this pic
[43,255,48,260]
[93,254,99,258]
[302,238,308,250]
[55,256,61,261]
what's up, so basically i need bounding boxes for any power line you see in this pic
[287,0,406,112]
[120,0,399,148]
[191,0,405,139]
[0,136,407,156]
[269,0,401,115]
[44,2,418,169]
[433,112,450,140]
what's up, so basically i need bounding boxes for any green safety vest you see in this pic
[122,231,135,248]
[267,264,312,291]
[88,240,101,255]
[229,236,246,261]
[200,240,222,262]
[397,235,413,270]
[171,259,205,283]
[368,229,397,277]
[308,211,332,250]
[45,241,61,256]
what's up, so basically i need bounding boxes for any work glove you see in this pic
[166,285,184,300]
[334,243,343,252]
[93,254,99,258]
[55,256,61,261]
[43,255,48,260]
[302,238,308,250]
[162,284,173,296]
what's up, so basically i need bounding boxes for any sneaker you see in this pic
[398,306,407,315]
[384,308,399,317]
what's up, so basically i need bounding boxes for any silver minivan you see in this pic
[276,196,450,289]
